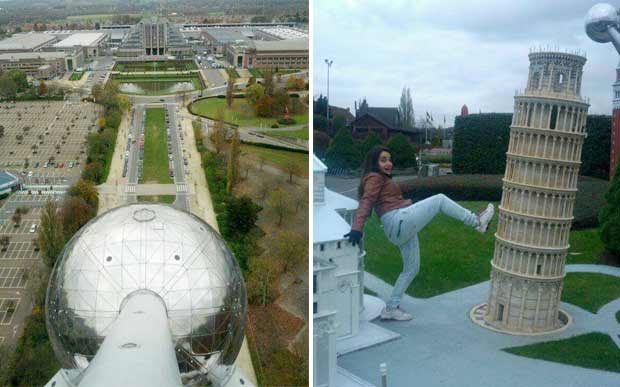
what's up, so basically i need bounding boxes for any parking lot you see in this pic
[0,191,58,346]
[0,101,103,185]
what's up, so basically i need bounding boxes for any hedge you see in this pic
[399,174,608,230]
[453,113,612,179]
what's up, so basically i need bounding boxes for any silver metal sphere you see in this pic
[45,204,247,386]
[585,3,619,43]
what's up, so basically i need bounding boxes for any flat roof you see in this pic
[0,51,66,61]
[0,33,56,51]
[251,38,308,52]
[203,28,253,43]
[54,32,106,48]
[0,172,18,189]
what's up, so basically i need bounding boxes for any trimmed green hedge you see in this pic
[453,114,512,174]
[453,113,612,179]
[399,174,609,230]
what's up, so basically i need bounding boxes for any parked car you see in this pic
[29,224,37,233]
[59,163,64,168]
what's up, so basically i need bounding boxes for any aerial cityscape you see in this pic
[0,0,308,386]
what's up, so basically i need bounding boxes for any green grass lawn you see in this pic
[364,201,610,298]
[264,128,308,140]
[248,69,299,78]
[137,195,176,204]
[69,71,84,81]
[561,273,620,313]
[503,333,620,373]
[240,144,308,178]
[190,98,308,128]
[141,108,172,184]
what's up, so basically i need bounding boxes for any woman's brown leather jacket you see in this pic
[351,172,412,231]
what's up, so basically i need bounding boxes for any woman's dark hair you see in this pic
[358,145,390,198]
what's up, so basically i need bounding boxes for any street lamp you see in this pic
[325,59,333,121]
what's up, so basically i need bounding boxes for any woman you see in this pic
[345,145,494,321]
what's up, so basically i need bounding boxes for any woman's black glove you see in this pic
[344,230,363,246]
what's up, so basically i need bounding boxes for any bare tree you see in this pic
[268,187,291,226]
[284,160,301,183]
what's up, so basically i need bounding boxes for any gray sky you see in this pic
[313,0,619,127]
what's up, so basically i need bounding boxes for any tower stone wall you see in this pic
[484,51,589,333]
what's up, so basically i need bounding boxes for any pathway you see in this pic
[340,265,620,387]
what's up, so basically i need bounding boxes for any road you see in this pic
[166,104,189,212]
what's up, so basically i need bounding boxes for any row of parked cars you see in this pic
[166,109,175,178]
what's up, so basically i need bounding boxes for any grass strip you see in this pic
[503,332,620,373]
[141,108,172,184]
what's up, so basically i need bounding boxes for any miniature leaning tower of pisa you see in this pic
[484,51,589,334]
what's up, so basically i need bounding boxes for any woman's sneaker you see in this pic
[380,307,413,321]
[475,203,494,233]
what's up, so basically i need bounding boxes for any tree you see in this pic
[68,179,99,209]
[314,131,331,159]
[255,95,274,117]
[245,83,265,108]
[7,70,28,92]
[332,115,346,131]
[38,199,64,268]
[313,114,328,132]
[284,160,300,183]
[246,255,280,306]
[209,109,226,154]
[262,69,274,96]
[226,71,237,108]
[325,128,360,169]
[82,161,103,183]
[360,131,383,159]
[97,116,106,130]
[0,125,4,137]
[11,212,21,227]
[268,187,291,226]
[38,81,47,96]
[0,235,9,252]
[398,86,414,130]
[91,84,103,102]
[313,94,328,116]
[0,73,17,99]
[273,88,290,115]
[387,133,417,169]
[61,196,95,241]
[600,163,620,259]
[226,129,240,193]
[225,195,262,235]
[270,231,306,272]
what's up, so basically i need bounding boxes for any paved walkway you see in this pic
[340,265,620,387]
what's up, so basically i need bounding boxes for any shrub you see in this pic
[399,175,608,230]
[271,123,279,128]
[277,118,296,125]
[387,133,417,169]
[599,163,620,255]
[582,115,611,180]
[453,113,512,174]
[325,128,360,169]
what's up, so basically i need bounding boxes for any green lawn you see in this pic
[503,333,620,373]
[141,108,172,184]
[240,144,308,178]
[363,201,610,298]
[190,98,308,128]
[113,61,197,72]
[69,71,84,81]
[264,128,308,140]
[248,69,299,78]
[137,195,176,204]
[561,273,620,313]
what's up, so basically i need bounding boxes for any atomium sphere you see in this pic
[585,3,619,43]
[45,204,247,386]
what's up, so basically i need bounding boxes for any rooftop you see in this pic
[54,32,107,48]
[0,33,56,51]
[203,28,254,43]
[258,27,308,40]
[0,51,66,61]
[251,38,308,52]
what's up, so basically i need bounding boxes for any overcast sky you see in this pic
[313,0,620,127]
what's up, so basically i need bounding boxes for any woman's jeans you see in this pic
[380,194,479,309]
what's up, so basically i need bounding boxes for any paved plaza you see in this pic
[338,265,620,387]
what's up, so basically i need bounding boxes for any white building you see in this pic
[53,32,109,58]
[313,155,397,387]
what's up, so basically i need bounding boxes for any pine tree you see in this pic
[387,133,417,169]
[325,128,360,169]
[600,163,620,257]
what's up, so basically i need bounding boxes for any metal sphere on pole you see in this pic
[325,59,333,121]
